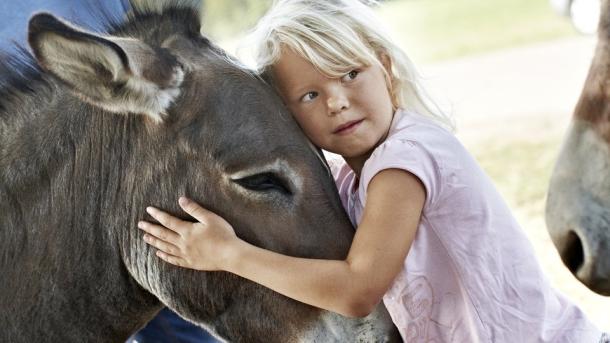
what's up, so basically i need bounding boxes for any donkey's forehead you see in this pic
[160,34,242,77]
[130,0,202,16]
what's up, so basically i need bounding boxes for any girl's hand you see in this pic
[138,196,239,271]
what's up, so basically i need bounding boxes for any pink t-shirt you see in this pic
[329,110,600,342]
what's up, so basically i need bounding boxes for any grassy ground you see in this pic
[472,133,562,214]
[377,0,577,62]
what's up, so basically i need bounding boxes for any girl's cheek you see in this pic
[303,125,327,147]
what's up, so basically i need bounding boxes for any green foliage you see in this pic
[466,124,563,217]
[203,0,273,40]
[376,0,576,62]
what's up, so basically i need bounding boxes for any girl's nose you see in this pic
[327,92,349,116]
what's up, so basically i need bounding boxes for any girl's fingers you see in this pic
[138,221,180,244]
[178,197,214,223]
[142,233,182,256]
[146,207,186,235]
[156,250,187,267]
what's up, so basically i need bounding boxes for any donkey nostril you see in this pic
[562,231,585,274]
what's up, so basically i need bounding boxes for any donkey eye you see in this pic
[233,173,292,195]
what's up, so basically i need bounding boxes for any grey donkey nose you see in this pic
[560,230,585,275]
[560,228,610,296]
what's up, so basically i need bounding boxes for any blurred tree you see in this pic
[202,0,273,40]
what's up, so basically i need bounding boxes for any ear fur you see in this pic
[28,13,183,122]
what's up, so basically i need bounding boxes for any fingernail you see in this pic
[179,197,189,206]
[137,221,144,229]
[143,234,150,241]
[146,207,154,214]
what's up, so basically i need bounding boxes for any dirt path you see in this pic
[420,36,610,331]
[421,35,596,143]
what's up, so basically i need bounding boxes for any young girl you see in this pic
[138,0,606,341]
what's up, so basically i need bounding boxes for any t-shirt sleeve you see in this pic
[359,138,442,210]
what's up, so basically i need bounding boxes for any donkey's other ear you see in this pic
[28,13,183,122]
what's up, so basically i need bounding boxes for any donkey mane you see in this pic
[0,47,45,112]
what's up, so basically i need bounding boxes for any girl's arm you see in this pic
[139,168,425,317]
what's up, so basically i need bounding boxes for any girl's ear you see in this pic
[378,52,392,75]
[377,52,398,110]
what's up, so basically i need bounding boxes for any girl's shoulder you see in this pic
[359,110,470,209]
[386,110,457,146]
[380,109,472,169]
[367,110,459,170]
[358,111,448,208]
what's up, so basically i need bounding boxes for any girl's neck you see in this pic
[343,125,394,177]
[343,153,371,178]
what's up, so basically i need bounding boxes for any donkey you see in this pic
[0,1,400,342]
[546,0,610,296]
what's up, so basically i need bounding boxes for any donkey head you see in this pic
[546,0,610,296]
[26,2,400,341]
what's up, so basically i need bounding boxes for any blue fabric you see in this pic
[0,0,128,53]
[127,308,219,343]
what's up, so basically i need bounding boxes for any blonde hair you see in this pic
[241,0,455,131]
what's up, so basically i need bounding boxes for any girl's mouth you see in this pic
[333,119,363,135]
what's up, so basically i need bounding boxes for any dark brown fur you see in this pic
[0,1,400,342]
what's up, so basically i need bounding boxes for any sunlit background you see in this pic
[202,0,610,331]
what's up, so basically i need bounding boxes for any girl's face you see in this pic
[272,48,395,162]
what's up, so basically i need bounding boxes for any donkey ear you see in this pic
[28,13,184,122]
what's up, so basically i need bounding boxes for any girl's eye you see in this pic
[301,91,318,102]
[342,70,359,82]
